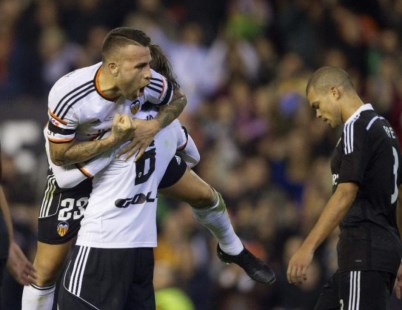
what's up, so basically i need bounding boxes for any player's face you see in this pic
[307,88,342,128]
[115,44,152,100]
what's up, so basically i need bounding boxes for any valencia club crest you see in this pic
[130,100,140,115]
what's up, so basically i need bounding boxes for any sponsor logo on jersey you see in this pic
[130,100,140,115]
[57,222,69,237]
[115,191,156,208]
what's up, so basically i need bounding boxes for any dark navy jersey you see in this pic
[331,104,402,273]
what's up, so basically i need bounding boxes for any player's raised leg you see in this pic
[159,168,276,285]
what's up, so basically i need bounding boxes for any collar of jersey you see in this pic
[344,103,374,125]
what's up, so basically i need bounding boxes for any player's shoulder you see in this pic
[345,107,378,132]
[49,63,100,103]
[143,69,173,105]
[149,68,164,80]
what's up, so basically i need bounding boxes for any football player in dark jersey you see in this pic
[287,66,402,309]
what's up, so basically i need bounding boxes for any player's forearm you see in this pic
[302,183,357,252]
[155,91,187,129]
[50,135,120,166]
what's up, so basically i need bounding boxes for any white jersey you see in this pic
[46,63,173,143]
[76,119,184,249]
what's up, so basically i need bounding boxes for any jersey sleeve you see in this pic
[338,120,369,184]
[46,86,79,143]
[50,152,113,188]
[143,69,174,106]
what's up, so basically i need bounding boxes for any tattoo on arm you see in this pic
[51,137,118,166]
[155,94,187,129]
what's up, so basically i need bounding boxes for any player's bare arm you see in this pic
[287,182,358,284]
[0,186,36,285]
[117,89,187,161]
[50,114,134,166]
[155,88,187,129]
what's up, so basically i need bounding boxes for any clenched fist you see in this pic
[111,114,135,143]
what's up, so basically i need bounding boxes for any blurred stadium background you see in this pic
[0,0,401,309]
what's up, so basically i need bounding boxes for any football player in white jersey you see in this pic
[22,28,187,310]
[22,29,275,309]
[57,115,191,309]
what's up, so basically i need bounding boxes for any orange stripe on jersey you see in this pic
[48,109,68,125]
[76,164,93,178]
[48,137,74,144]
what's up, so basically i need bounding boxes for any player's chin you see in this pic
[129,87,144,100]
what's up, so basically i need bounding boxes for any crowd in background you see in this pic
[0,0,401,309]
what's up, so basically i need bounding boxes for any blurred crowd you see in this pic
[0,0,401,309]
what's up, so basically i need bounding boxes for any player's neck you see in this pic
[341,95,364,123]
[96,67,120,101]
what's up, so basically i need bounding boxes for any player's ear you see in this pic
[108,62,119,77]
[330,86,341,100]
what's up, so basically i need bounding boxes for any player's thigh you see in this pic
[33,240,74,285]
[338,270,394,310]
[315,270,394,310]
[159,167,213,206]
[124,248,155,310]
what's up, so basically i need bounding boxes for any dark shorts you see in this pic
[58,246,155,310]
[159,155,187,189]
[314,270,395,310]
[37,170,92,244]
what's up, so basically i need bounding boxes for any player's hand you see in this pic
[287,245,314,285]
[6,241,36,285]
[111,114,134,143]
[116,119,160,161]
[393,262,402,299]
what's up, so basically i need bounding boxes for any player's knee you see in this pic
[191,187,221,209]
[33,258,61,286]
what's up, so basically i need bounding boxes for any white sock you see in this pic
[192,191,243,255]
[21,283,56,310]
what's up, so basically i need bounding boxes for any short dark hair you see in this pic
[102,27,151,61]
[306,66,354,95]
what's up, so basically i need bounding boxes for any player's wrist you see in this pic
[150,118,162,133]
[104,134,120,148]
